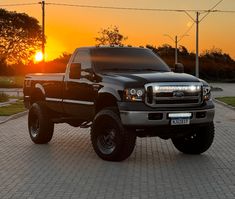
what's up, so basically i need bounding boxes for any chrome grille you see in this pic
[145,82,203,107]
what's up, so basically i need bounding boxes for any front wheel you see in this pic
[172,122,215,154]
[91,108,136,161]
[28,102,54,144]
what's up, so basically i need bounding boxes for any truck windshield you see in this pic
[91,48,170,72]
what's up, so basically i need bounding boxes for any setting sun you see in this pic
[34,52,43,62]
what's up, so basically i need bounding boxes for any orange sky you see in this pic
[1,0,235,60]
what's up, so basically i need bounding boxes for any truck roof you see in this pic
[75,46,148,51]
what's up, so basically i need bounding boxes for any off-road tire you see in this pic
[172,122,214,154]
[91,108,136,161]
[28,102,54,144]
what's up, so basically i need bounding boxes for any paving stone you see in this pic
[0,102,234,199]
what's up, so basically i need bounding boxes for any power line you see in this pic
[178,23,195,42]
[45,2,235,14]
[45,3,196,12]
[213,10,235,13]
[200,0,224,22]
[0,3,38,7]
[210,0,224,10]
[1,2,235,13]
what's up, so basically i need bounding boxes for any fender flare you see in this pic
[98,87,121,101]
[35,83,46,95]
[30,83,46,103]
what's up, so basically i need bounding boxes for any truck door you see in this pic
[63,49,96,120]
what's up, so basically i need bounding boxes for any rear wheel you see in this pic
[172,123,214,154]
[91,108,136,161]
[28,102,54,144]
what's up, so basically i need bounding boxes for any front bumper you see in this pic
[118,101,215,126]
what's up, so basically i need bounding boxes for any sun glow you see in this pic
[34,52,43,62]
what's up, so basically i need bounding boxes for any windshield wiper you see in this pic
[142,68,165,72]
[102,68,139,71]
[101,68,165,72]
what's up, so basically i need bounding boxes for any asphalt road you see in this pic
[210,83,235,98]
[0,102,234,199]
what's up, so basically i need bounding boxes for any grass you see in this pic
[0,76,24,88]
[216,97,235,107]
[0,100,26,116]
[9,96,23,100]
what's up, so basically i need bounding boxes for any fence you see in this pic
[0,89,23,97]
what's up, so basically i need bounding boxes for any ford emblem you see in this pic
[173,91,184,97]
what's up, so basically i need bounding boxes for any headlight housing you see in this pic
[124,88,145,101]
[203,85,211,101]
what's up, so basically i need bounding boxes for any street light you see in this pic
[164,34,189,65]
[183,0,224,77]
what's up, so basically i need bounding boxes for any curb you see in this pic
[0,99,18,107]
[213,98,235,111]
[0,110,28,124]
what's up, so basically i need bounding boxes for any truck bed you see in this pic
[25,73,65,81]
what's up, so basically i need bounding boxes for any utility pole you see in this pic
[42,0,45,63]
[164,34,188,65]
[183,0,224,78]
[195,12,199,78]
[164,34,178,65]
[175,35,178,64]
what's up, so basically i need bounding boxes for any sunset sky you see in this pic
[1,0,235,60]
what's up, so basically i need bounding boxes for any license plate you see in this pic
[171,118,190,125]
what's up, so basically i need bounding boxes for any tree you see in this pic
[179,45,189,56]
[95,26,127,46]
[0,9,43,65]
[44,52,72,73]
[201,47,234,63]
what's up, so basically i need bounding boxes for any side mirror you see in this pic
[69,63,81,79]
[175,63,184,73]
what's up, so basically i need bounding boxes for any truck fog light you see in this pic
[130,89,137,95]
[137,90,143,97]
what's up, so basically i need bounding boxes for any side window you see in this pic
[71,49,93,80]
[73,49,91,70]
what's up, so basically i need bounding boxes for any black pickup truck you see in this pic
[24,46,215,161]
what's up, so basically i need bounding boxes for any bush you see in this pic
[0,92,9,102]
[0,76,24,88]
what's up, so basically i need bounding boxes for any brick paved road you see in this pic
[0,102,234,199]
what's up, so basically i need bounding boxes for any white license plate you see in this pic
[171,118,190,125]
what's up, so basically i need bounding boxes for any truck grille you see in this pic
[145,82,203,107]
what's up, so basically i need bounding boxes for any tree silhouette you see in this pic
[0,9,43,64]
[95,26,127,46]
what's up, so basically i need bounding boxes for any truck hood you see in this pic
[101,71,200,87]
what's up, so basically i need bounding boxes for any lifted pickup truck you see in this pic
[24,46,215,161]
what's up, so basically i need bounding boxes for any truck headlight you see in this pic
[203,85,211,101]
[124,88,145,101]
